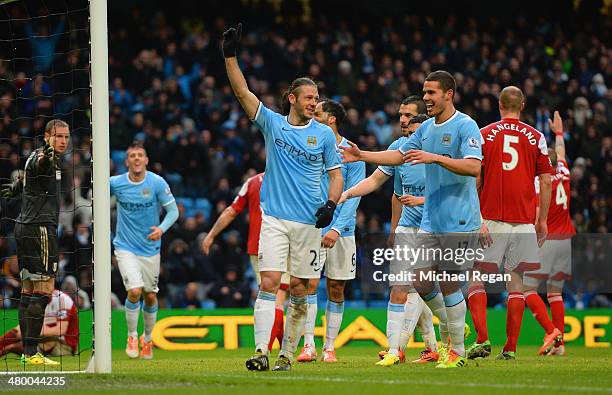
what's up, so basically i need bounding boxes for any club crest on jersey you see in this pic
[142,188,151,198]
[306,136,317,147]
[442,134,452,146]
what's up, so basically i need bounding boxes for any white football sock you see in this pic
[125,299,140,338]
[399,292,423,352]
[303,294,317,346]
[386,302,405,356]
[280,295,308,361]
[422,290,449,342]
[324,300,344,350]
[254,290,276,354]
[416,300,438,351]
[142,303,158,342]
[444,290,467,356]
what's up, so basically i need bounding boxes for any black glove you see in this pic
[315,200,336,229]
[1,182,20,199]
[221,23,242,58]
[43,142,54,159]
[1,183,13,199]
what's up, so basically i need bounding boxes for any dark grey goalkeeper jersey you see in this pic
[15,148,62,226]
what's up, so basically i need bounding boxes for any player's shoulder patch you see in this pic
[468,136,481,149]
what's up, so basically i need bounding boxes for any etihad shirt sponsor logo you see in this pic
[119,201,154,211]
[402,184,425,195]
[275,138,320,162]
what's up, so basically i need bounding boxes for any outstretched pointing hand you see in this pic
[339,140,361,163]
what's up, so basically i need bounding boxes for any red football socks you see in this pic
[548,293,565,344]
[468,285,488,343]
[504,292,525,352]
[525,290,555,334]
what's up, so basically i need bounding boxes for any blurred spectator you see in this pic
[60,275,92,310]
[0,2,609,307]
[209,266,250,308]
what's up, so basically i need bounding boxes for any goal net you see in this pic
[0,0,110,373]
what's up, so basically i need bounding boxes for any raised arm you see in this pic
[549,110,566,162]
[222,24,259,119]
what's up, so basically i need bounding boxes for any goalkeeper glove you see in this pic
[43,142,55,159]
[221,23,242,58]
[1,182,19,199]
[315,200,336,229]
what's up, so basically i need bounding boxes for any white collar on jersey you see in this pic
[285,117,313,129]
[433,110,459,127]
[126,172,147,185]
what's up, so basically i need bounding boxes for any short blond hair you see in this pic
[499,86,524,112]
[44,119,69,134]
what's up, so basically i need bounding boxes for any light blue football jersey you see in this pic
[321,137,366,237]
[378,137,425,229]
[253,103,341,224]
[110,171,175,256]
[399,111,482,233]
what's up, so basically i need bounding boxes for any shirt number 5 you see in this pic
[502,135,519,171]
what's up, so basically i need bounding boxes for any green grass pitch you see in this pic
[2,346,612,394]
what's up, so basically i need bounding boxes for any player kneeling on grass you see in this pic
[1,120,70,366]
[0,289,79,359]
[110,143,179,360]
[296,99,365,364]
[222,24,343,372]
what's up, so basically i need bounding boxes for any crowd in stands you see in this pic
[0,1,610,310]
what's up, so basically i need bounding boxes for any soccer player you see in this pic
[523,111,575,356]
[467,86,561,360]
[296,99,365,363]
[201,172,288,350]
[1,119,70,366]
[0,289,79,358]
[110,142,179,360]
[341,71,482,368]
[222,24,343,372]
[338,109,439,367]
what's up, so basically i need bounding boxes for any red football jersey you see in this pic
[43,290,79,353]
[480,118,554,224]
[540,160,575,239]
[231,173,264,256]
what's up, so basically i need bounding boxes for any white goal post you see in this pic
[89,0,111,374]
